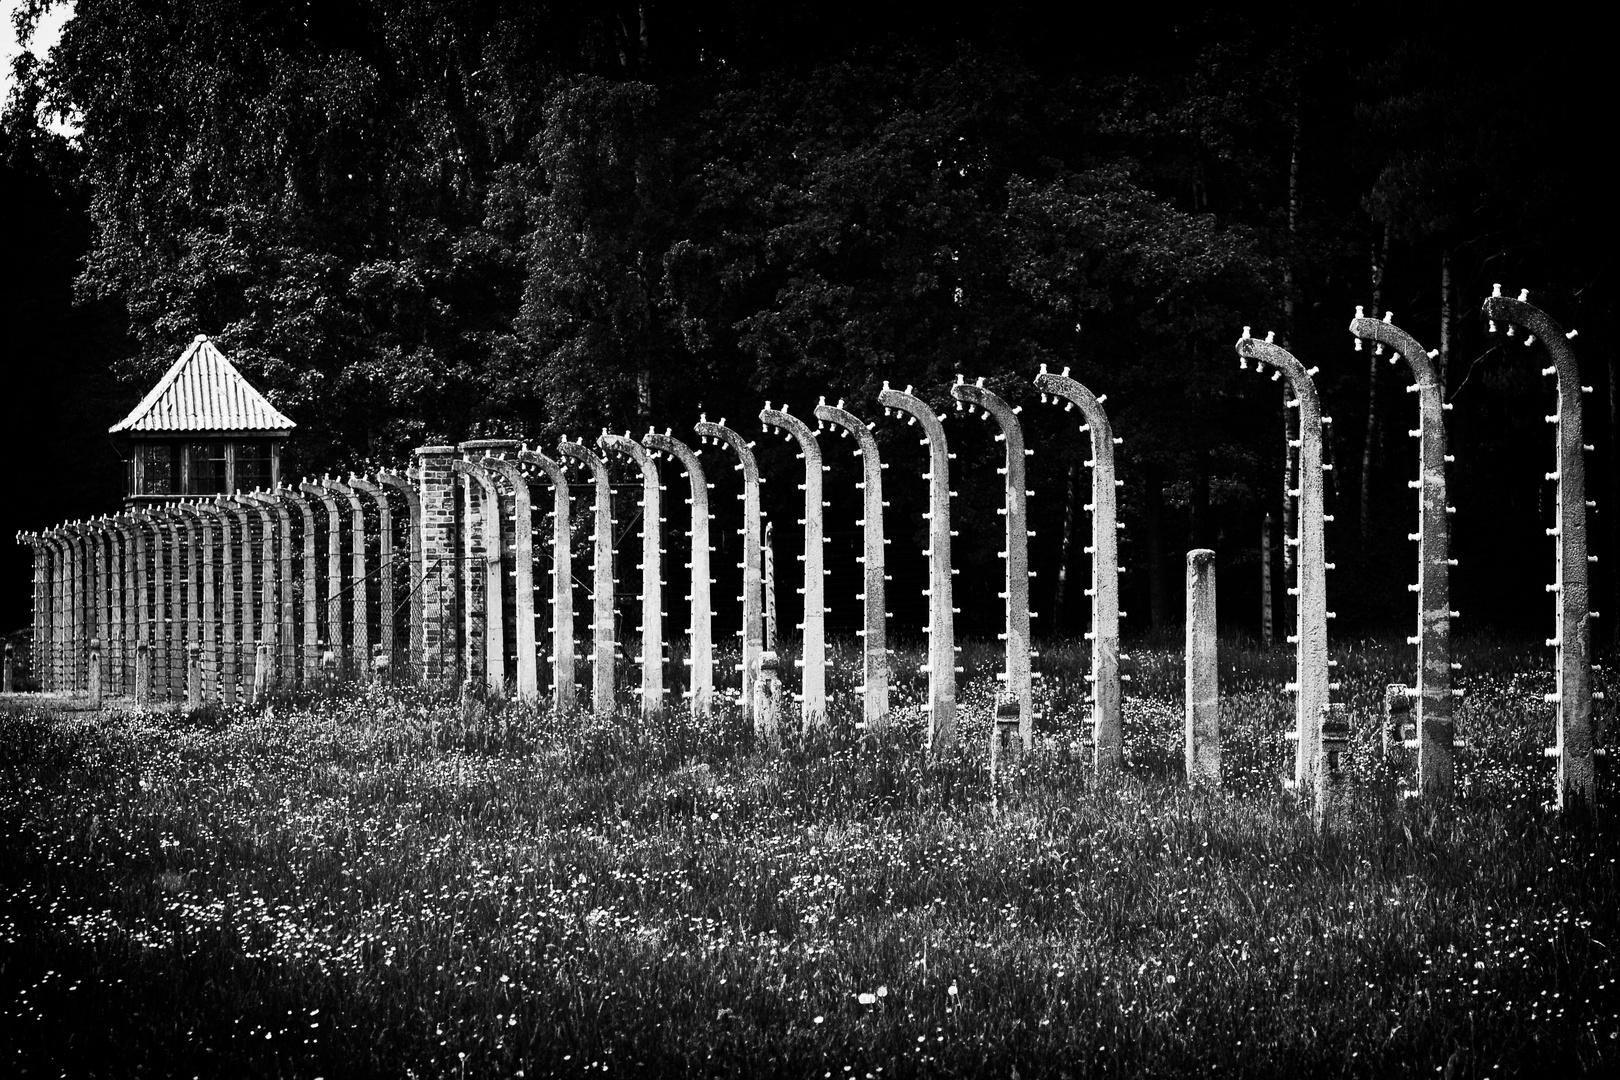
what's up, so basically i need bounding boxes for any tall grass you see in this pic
[1,634,1614,1077]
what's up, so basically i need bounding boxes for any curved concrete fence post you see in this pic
[450,453,510,699]
[177,504,217,703]
[220,498,255,696]
[102,520,117,694]
[601,431,665,717]
[1035,366,1124,774]
[1237,329,1332,796]
[952,376,1034,753]
[1349,310,1455,798]
[478,454,539,702]
[518,448,576,712]
[117,519,138,696]
[877,382,959,756]
[202,503,237,705]
[814,399,889,732]
[138,515,168,697]
[280,485,323,687]
[558,438,617,713]
[62,524,82,692]
[350,476,396,680]
[643,429,713,719]
[1483,286,1596,811]
[299,480,345,678]
[377,469,424,682]
[130,519,151,695]
[695,415,764,724]
[47,532,66,691]
[759,404,828,728]
[324,477,372,682]
[245,490,293,688]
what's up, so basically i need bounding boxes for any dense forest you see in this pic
[2,1,1612,644]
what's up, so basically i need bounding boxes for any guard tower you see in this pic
[110,335,295,505]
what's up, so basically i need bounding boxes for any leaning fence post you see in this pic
[253,643,270,703]
[1185,550,1220,785]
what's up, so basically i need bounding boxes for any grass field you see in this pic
[1,635,1615,1077]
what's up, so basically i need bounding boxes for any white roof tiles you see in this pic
[109,335,296,434]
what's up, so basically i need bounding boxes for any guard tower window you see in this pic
[188,442,229,495]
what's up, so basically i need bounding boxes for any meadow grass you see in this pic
[1,635,1614,1077]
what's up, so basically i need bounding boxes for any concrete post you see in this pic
[952,376,1035,751]
[1315,703,1352,830]
[759,403,828,728]
[814,399,890,731]
[244,492,293,688]
[350,476,396,682]
[1035,367,1125,774]
[135,641,150,705]
[130,520,149,697]
[694,416,764,723]
[877,383,958,755]
[1350,310,1455,798]
[517,449,576,712]
[1383,682,1412,758]
[475,456,538,701]
[3,642,12,692]
[173,506,209,702]
[89,637,102,708]
[1261,513,1274,648]
[1237,329,1331,796]
[601,431,666,717]
[558,439,617,713]
[47,534,64,692]
[1484,286,1595,810]
[377,470,424,682]
[186,642,201,709]
[754,650,782,751]
[644,430,714,719]
[281,486,322,687]
[66,524,84,692]
[447,458,506,698]
[252,643,269,703]
[1185,549,1220,785]
[143,515,172,698]
[221,499,254,696]
[299,481,346,679]
[763,521,777,651]
[325,477,373,682]
[186,504,219,702]
[206,503,237,705]
[110,520,128,694]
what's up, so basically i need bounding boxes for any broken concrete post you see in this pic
[3,642,12,692]
[643,430,714,719]
[1185,549,1220,785]
[253,643,270,704]
[478,456,540,702]
[601,431,666,716]
[754,649,782,752]
[759,404,828,728]
[1383,682,1412,758]
[1034,367,1124,775]
[694,416,764,723]
[1236,329,1332,797]
[952,376,1034,752]
[814,398,890,732]
[517,448,576,712]
[877,382,958,756]
[557,438,617,713]
[1484,286,1595,811]
[1315,703,1352,830]
[89,637,102,707]
[1349,310,1455,798]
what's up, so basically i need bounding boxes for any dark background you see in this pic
[1,2,1612,651]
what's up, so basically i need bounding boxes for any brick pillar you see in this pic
[1036,367,1124,775]
[377,470,423,682]
[759,404,827,728]
[558,439,616,713]
[814,400,889,732]
[326,477,373,682]
[518,448,576,712]
[415,447,460,686]
[350,476,395,677]
[643,431,712,719]
[601,432,665,717]
[951,377,1033,751]
[878,384,959,756]
[479,455,540,702]
[694,416,763,722]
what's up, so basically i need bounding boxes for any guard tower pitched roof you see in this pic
[108,335,297,434]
